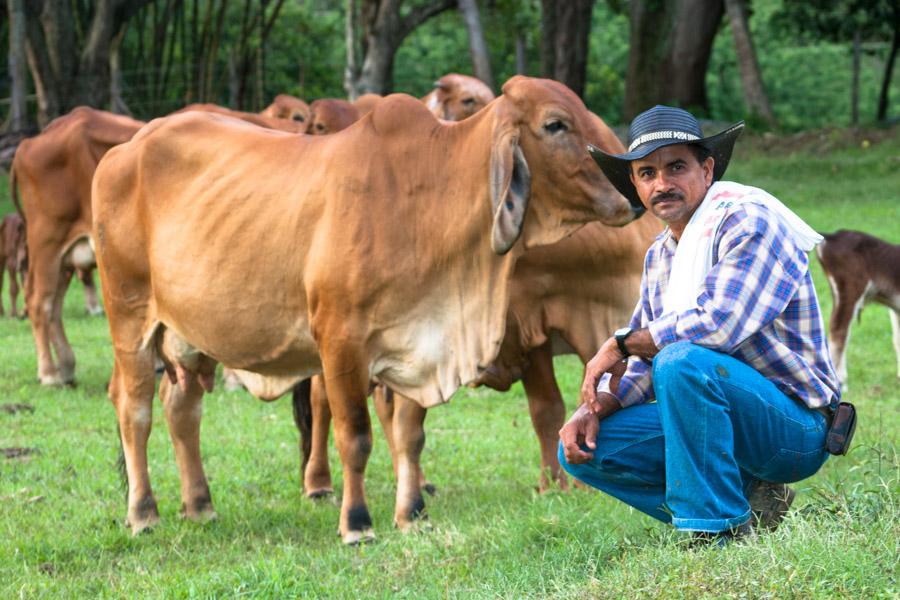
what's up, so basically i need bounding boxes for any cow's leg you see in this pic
[48,267,76,384]
[302,375,334,498]
[390,392,429,531]
[8,264,20,318]
[0,260,5,317]
[826,275,866,388]
[890,308,900,381]
[25,250,64,384]
[77,268,103,316]
[109,350,159,533]
[374,385,435,496]
[159,373,216,522]
[522,341,569,492]
[321,359,374,544]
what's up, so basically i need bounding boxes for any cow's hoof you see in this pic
[306,487,334,500]
[396,517,432,534]
[422,482,437,496]
[126,513,160,535]
[180,502,217,523]
[38,373,65,386]
[88,308,105,317]
[342,528,376,545]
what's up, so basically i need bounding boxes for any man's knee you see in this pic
[652,341,708,382]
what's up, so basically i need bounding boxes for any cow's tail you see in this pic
[291,378,313,478]
[9,164,24,223]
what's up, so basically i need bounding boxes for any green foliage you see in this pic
[0,131,898,597]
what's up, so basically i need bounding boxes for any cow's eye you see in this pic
[293,115,305,122]
[543,119,568,134]
[316,123,325,131]
[462,98,475,106]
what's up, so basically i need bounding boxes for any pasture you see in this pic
[1,128,898,598]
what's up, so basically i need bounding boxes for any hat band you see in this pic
[628,130,700,152]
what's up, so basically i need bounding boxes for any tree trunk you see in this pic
[624,0,673,120]
[21,0,151,124]
[540,0,594,98]
[724,0,776,128]
[851,28,860,126]
[458,0,494,91]
[877,3,898,122]
[344,0,361,99]
[109,24,132,115]
[625,0,723,120]
[515,32,527,75]
[662,0,723,113]
[353,0,456,96]
[5,0,30,131]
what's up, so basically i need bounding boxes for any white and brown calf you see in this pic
[816,229,900,388]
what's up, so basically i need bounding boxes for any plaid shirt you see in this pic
[599,199,841,410]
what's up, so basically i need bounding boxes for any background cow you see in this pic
[259,94,311,125]
[422,73,495,121]
[816,229,900,387]
[91,76,638,544]
[0,213,27,318]
[307,99,361,135]
[11,107,145,385]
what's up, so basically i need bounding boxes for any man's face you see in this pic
[629,144,714,233]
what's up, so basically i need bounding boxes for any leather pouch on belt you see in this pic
[825,401,857,456]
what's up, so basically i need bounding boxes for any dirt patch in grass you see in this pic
[1,403,35,415]
[2,447,40,459]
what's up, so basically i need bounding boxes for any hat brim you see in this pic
[588,121,745,210]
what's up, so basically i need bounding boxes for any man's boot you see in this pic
[748,481,796,531]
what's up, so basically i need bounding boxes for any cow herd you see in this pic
[4,73,898,545]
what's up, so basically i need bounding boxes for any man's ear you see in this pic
[704,156,715,186]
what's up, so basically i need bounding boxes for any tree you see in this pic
[21,0,152,125]
[346,0,457,97]
[540,0,595,98]
[5,0,29,130]
[624,0,724,120]
[458,0,494,90]
[724,0,776,128]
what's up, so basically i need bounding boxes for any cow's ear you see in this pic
[490,123,531,254]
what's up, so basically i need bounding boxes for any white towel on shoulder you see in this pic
[662,181,823,314]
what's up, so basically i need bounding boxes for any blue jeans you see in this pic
[559,341,829,532]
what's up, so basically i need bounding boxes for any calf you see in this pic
[816,229,900,387]
[0,213,27,317]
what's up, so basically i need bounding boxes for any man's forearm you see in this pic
[622,328,659,360]
[585,391,621,420]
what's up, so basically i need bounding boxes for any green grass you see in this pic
[1,130,898,598]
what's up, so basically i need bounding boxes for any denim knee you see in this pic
[652,341,706,383]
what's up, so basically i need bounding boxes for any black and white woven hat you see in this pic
[588,105,745,207]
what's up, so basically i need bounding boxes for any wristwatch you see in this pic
[614,327,634,358]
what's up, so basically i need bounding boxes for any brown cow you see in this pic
[307,99,360,135]
[91,76,638,543]
[0,213,28,318]
[259,94,311,125]
[11,107,145,385]
[422,73,495,121]
[816,229,900,388]
[297,115,662,499]
[176,103,306,133]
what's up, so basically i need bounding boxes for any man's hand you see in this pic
[559,404,600,464]
[580,337,625,413]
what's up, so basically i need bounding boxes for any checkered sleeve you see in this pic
[596,253,657,408]
[648,204,806,353]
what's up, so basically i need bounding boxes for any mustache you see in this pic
[651,191,685,205]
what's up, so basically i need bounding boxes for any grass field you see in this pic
[1,129,898,598]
